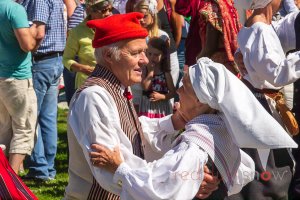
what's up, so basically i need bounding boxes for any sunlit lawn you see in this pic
[23,108,69,200]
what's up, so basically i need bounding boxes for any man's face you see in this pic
[110,38,149,87]
[295,0,300,9]
[90,3,113,19]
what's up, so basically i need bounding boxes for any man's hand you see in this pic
[90,144,123,173]
[234,52,247,77]
[196,165,220,199]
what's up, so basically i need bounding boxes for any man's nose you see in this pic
[140,52,149,64]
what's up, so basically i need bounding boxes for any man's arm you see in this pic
[64,0,77,19]
[169,0,183,48]
[14,28,36,52]
[29,21,45,52]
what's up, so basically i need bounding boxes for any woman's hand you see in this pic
[195,165,220,199]
[149,91,165,101]
[81,65,94,76]
[90,144,123,173]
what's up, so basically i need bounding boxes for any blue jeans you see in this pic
[27,56,63,179]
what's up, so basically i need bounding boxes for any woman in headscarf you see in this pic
[196,0,241,75]
[88,58,297,200]
[233,0,300,199]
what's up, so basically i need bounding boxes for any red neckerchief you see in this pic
[123,87,133,100]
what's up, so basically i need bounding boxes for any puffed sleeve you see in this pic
[139,115,179,161]
[113,142,208,200]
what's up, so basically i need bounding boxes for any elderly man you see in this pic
[64,13,218,199]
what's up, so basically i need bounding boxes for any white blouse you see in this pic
[272,11,299,53]
[113,138,254,200]
[238,21,300,90]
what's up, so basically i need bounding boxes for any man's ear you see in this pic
[103,50,113,64]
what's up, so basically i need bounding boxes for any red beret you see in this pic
[86,12,149,48]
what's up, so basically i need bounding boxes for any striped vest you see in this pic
[77,65,144,200]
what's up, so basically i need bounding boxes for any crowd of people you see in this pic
[1,0,300,199]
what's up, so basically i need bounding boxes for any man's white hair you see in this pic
[94,41,125,66]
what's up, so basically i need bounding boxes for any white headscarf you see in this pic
[234,0,273,10]
[189,57,297,149]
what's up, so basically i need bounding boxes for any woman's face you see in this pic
[146,45,163,67]
[137,8,153,28]
[90,3,113,20]
[177,73,211,120]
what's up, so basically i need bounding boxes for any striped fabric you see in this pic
[0,149,38,200]
[77,65,144,200]
[68,5,85,30]
[176,114,241,189]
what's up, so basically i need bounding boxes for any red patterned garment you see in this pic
[199,0,241,74]
[0,149,38,200]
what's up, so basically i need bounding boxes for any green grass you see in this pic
[23,108,69,200]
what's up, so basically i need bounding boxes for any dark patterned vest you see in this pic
[77,65,144,200]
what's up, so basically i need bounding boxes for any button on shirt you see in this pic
[21,0,66,54]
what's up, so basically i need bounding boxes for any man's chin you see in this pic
[129,77,142,85]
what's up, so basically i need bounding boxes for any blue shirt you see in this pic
[21,0,66,54]
[0,0,32,79]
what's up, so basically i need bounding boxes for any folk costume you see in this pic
[110,58,297,200]
[64,13,176,199]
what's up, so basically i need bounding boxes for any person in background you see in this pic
[63,0,87,105]
[139,37,175,120]
[0,0,37,175]
[21,0,66,182]
[272,0,299,110]
[68,0,86,30]
[63,0,113,91]
[157,0,180,86]
[64,0,77,19]
[278,0,299,17]
[196,0,241,76]
[272,3,300,198]
[127,0,176,112]
[292,2,300,199]
[175,0,202,69]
